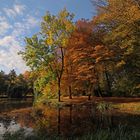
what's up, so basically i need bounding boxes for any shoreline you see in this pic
[0,96,140,117]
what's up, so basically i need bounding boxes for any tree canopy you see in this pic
[19,1,140,102]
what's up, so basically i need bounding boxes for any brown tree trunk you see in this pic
[69,86,72,99]
[58,79,61,102]
[57,47,64,102]
[88,94,91,100]
[94,67,103,97]
[104,67,112,97]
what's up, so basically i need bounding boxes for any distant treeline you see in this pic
[0,70,33,98]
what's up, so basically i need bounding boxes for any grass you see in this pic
[2,125,140,140]
[96,101,113,112]
[78,126,140,140]
[113,102,140,114]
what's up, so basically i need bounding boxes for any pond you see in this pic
[0,98,33,113]
[0,100,140,139]
[0,98,33,139]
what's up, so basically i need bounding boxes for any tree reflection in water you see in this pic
[0,103,140,138]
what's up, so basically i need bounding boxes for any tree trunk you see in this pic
[57,47,64,102]
[94,67,103,97]
[98,85,103,97]
[69,86,72,99]
[88,94,91,100]
[58,80,61,102]
[104,68,112,97]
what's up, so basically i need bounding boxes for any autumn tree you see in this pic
[62,43,76,99]
[41,9,75,101]
[93,0,140,95]
[65,19,101,99]
[21,9,75,102]
[65,18,119,98]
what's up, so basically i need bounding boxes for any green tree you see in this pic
[7,69,17,97]
[0,71,7,96]
[21,9,75,101]
[41,8,75,101]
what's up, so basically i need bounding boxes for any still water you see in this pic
[0,99,33,112]
[0,99,33,139]
[0,99,140,139]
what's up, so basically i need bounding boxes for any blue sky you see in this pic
[0,0,95,74]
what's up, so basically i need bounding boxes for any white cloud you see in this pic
[12,22,26,37]
[14,4,25,15]
[0,16,6,21]
[3,8,16,17]
[12,15,40,38]
[0,21,11,35]
[0,3,40,73]
[0,15,39,73]
[3,4,26,18]
[0,36,29,74]
[0,16,12,35]
[25,16,40,27]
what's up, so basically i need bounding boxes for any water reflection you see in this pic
[0,117,33,139]
[38,104,140,137]
[0,99,33,113]
[0,103,140,138]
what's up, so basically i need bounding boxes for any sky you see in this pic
[0,0,95,74]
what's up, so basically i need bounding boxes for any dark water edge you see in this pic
[0,99,140,139]
[0,98,33,113]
